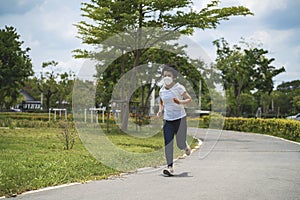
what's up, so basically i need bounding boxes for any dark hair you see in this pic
[161,64,178,78]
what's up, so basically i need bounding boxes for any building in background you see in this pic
[14,90,42,112]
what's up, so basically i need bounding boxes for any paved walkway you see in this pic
[13,129,300,200]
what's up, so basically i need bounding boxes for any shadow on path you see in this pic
[160,172,193,178]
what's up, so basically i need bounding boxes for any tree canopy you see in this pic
[0,26,33,109]
[213,38,285,116]
[36,61,75,110]
[274,80,300,115]
[75,0,252,58]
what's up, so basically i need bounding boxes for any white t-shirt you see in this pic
[159,83,187,121]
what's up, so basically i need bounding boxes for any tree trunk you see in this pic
[121,3,144,131]
[46,90,51,110]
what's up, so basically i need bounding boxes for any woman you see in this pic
[157,64,192,176]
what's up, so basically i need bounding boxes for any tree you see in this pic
[0,26,33,109]
[275,80,300,115]
[292,96,300,113]
[75,0,253,129]
[240,93,256,116]
[213,38,285,116]
[37,61,76,111]
[72,79,96,117]
[277,80,300,91]
[55,71,75,110]
[38,61,59,110]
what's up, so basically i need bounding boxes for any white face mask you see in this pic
[163,76,173,86]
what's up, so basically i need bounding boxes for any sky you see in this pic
[0,0,299,87]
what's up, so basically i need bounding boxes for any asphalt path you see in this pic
[11,129,300,200]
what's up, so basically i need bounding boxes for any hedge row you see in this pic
[199,116,300,142]
[0,118,61,128]
[224,118,300,142]
[0,117,115,129]
[0,112,51,121]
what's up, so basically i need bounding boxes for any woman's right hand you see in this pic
[157,111,162,118]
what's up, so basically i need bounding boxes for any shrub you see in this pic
[199,112,225,129]
[0,119,60,128]
[0,112,49,121]
[223,118,300,142]
[59,121,77,150]
[197,114,300,142]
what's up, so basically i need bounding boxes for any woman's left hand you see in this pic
[173,98,181,104]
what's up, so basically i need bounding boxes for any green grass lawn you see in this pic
[0,125,197,197]
[0,127,118,197]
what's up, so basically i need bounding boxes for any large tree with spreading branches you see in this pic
[74,0,253,129]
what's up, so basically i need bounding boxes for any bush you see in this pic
[224,118,300,142]
[59,121,76,150]
[198,114,300,142]
[0,112,49,121]
[0,112,74,121]
[0,119,60,128]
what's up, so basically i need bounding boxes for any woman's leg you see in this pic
[175,116,188,150]
[163,120,175,167]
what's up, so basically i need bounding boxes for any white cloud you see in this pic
[232,0,286,16]
[244,29,294,52]
[56,58,85,74]
[35,1,80,40]
[193,0,287,17]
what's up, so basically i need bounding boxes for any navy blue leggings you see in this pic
[163,116,187,167]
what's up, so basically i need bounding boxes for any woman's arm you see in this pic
[157,98,164,117]
[173,91,192,105]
